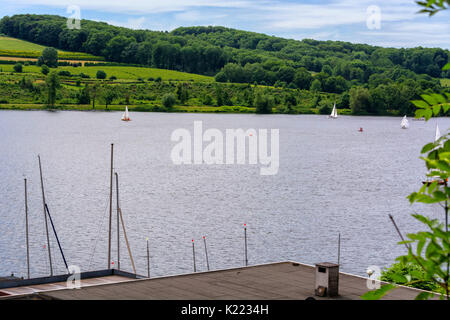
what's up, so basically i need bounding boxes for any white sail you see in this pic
[330,103,337,118]
[435,124,441,142]
[121,106,130,121]
[401,115,409,129]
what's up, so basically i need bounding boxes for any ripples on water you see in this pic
[0,110,448,278]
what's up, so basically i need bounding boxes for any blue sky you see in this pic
[1,0,449,49]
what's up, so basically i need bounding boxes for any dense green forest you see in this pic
[0,14,448,115]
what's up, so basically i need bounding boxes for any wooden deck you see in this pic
[33,261,428,300]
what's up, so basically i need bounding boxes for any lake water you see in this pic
[0,110,448,279]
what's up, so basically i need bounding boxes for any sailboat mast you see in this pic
[24,178,30,279]
[38,155,53,276]
[115,172,120,270]
[108,144,114,269]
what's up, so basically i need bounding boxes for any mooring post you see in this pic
[244,224,248,267]
[146,237,150,278]
[192,239,196,272]
[203,236,210,271]
[338,233,341,266]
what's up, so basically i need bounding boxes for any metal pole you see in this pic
[338,233,341,265]
[118,208,136,274]
[45,204,69,272]
[244,224,248,267]
[146,237,150,278]
[203,236,210,271]
[108,144,113,269]
[24,178,30,279]
[192,239,196,272]
[38,155,53,276]
[115,172,120,271]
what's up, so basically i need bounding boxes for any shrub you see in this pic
[58,70,71,77]
[41,64,50,75]
[13,63,23,73]
[96,70,107,79]
[381,262,442,293]
[162,93,176,109]
[109,75,117,80]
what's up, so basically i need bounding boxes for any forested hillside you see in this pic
[0,14,448,115]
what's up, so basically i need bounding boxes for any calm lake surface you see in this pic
[0,110,448,279]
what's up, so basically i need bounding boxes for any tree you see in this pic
[310,79,322,92]
[254,92,273,114]
[162,93,176,109]
[38,47,58,68]
[276,66,296,84]
[90,83,99,109]
[293,68,313,90]
[13,63,23,73]
[175,83,189,104]
[96,70,107,79]
[41,64,49,75]
[77,84,90,105]
[102,87,117,109]
[349,86,372,114]
[45,71,60,107]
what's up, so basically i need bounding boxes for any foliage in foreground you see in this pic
[362,1,450,300]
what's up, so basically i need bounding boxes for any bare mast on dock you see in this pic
[24,178,30,279]
[115,172,120,270]
[108,144,114,269]
[38,155,53,276]
[115,172,136,274]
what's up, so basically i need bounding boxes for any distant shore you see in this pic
[0,103,382,116]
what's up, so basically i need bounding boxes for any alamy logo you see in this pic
[170,121,279,175]
[66,265,81,289]
[366,5,381,30]
[66,5,81,30]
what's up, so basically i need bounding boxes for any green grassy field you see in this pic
[0,64,214,81]
[441,78,450,87]
[0,36,47,51]
[0,36,104,60]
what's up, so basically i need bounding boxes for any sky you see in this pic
[1,0,449,49]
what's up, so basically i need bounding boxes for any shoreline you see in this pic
[0,104,408,116]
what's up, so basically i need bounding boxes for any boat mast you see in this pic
[108,144,113,269]
[24,178,30,279]
[115,172,120,270]
[115,173,136,274]
[38,155,53,276]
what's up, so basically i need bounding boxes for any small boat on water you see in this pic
[121,106,131,121]
[358,127,363,132]
[328,103,338,119]
[422,124,446,186]
[435,124,441,142]
[401,115,409,129]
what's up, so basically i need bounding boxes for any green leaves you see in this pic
[416,0,450,15]
[413,93,449,120]
[361,284,396,300]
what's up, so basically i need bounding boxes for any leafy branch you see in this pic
[416,0,450,16]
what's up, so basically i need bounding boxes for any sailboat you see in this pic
[435,124,441,142]
[422,124,447,186]
[400,115,409,129]
[328,103,338,119]
[121,106,131,121]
